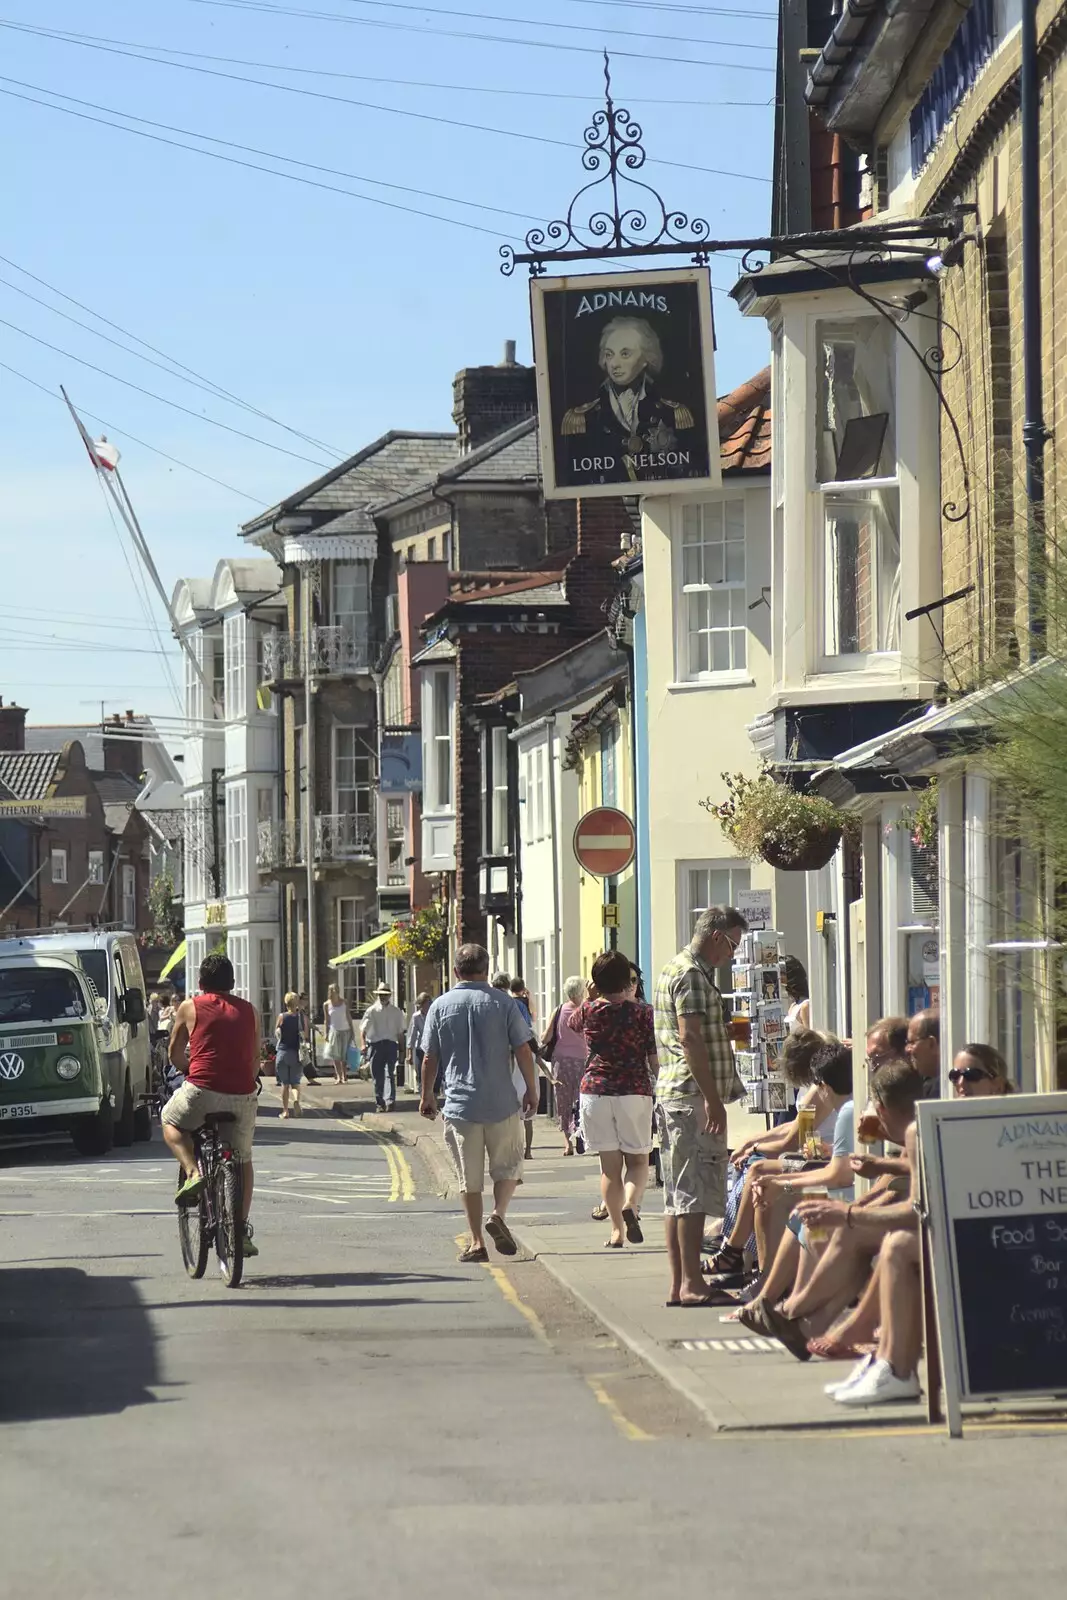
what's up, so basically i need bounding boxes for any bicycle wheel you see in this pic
[177,1170,210,1279]
[214,1157,244,1288]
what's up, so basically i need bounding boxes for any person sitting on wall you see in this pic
[704,1028,835,1282]
[791,1060,927,1405]
[731,1042,856,1345]
[905,1008,942,1098]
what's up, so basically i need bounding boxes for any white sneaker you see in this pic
[823,1353,873,1396]
[834,1357,920,1406]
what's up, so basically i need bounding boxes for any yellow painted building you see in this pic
[568,690,638,981]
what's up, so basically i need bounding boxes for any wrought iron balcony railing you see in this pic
[257,813,376,871]
[260,626,373,683]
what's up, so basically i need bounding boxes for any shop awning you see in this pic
[159,939,187,980]
[329,930,393,967]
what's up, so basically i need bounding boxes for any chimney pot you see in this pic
[503,339,516,366]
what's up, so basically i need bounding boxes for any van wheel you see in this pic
[114,1074,136,1147]
[133,1102,153,1142]
[72,1098,115,1157]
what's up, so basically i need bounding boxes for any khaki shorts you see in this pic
[657,1100,728,1217]
[580,1093,653,1155]
[444,1113,524,1192]
[161,1081,259,1161]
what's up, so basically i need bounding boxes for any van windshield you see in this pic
[0,969,89,1025]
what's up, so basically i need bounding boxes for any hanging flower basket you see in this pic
[759,824,843,873]
[702,772,849,874]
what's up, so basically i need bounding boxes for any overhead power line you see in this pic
[0,18,773,104]
[0,357,265,501]
[0,66,772,185]
[278,0,777,49]
[0,304,335,468]
[0,269,348,459]
[0,81,550,238]
[184,0,777,73]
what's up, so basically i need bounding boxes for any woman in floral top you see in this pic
[568,949,659,1248]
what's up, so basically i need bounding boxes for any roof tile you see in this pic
[718,367,771,475]
[0,750,62,801]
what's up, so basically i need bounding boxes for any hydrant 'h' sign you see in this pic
[573,807,636,878]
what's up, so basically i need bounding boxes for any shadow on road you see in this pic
[0,1268,159,1424]
[240,1270,462,1290]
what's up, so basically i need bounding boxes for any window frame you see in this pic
[483,724,510,856]
[677,859,752,953]
[87,849,104,886]
[223,612,247,721]
[257,936,276,1029]
[675,496,750,684]
[225,782,248,897]
[228,930,250,1000]
[121,863,137,929]
[332,726,373,825]
[50,847,68,886]
[423,668,454,814]
[811,315,902,669]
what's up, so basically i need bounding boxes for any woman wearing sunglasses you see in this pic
[949,1043,1014,1096]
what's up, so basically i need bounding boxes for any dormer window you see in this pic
[815,317,900,661]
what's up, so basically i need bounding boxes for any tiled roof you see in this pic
[446,569,567,609]
[315,507,378,535]
[436,417,540,485]
[0,749,62,800]
[718,368,771,474]
[241,432,458,534]
[90,771,141,806]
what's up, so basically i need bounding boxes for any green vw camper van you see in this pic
[0,950,123,1155]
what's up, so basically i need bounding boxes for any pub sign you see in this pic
[531,267,720,499]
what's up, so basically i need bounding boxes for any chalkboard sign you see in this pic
[917,1094,1067,1436]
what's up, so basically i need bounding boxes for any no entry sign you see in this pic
[573,807,636,878]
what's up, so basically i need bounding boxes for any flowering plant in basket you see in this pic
[703,771,849,872]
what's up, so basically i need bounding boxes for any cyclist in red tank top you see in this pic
[162,953,262,1255]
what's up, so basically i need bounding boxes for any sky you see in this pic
[0,0,777,734]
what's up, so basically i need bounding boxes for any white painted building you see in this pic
[172,559,285,1020]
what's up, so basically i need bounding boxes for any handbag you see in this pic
[540,1005,562,1063]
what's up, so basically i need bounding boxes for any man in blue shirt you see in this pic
[420,943,537,1262]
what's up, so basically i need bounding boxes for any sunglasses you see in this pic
[949,1066,993,1085]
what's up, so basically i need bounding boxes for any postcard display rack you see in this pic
[729,929,790,1116]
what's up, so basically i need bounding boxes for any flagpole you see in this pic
[59,386,220,717]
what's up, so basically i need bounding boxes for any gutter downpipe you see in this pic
[303,566,320,1063]
[1022,0,1048,659]
[547,713,562,1003]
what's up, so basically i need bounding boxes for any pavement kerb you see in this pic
[508,1225,744,1433]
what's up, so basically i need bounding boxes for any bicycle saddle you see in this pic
[203,1112,237,1126]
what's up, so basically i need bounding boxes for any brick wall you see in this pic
[916,7,1067,681]
[452,357,536,453]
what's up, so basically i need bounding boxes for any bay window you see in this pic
[680,498,747,677]
[815,318,901,660]
[333,728,373,830]
[224,613,247,720]
[333,562,371,644]
[425,669,453,812]
[225,783,248,897]
[483,725,510,856]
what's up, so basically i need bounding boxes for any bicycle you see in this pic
[177,1112,245,1288]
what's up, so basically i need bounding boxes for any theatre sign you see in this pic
[530,267,720,499]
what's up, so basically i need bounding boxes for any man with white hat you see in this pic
[360,981,407,1112]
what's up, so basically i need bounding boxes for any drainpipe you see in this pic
[1022,0,1048,657]
[547,714,562,1001]
[303,566,319,1058]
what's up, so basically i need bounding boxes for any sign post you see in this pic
[573,807,636,878]
[917,1093,1067,1437]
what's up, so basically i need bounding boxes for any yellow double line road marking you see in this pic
[341,1118,415,1203]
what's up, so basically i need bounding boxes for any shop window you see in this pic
[679,499,748,677]
[815,318,900,659]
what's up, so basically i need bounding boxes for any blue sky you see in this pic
[0,0,776,731]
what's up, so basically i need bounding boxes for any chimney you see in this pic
[452,340,536,453]
[104,721,143,780]
[0,698,27,752]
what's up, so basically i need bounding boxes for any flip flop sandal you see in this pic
[485,1213,518,1256]
[591,1203,609,1221]
[760,1300,813,1362]
[672,1286,738,1308]
[706,1243,746,1276]
[622,1207,644,1244]
[807,1337,864,1361]
[458,1244,489,1263]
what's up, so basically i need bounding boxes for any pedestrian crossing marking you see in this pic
[675,1337,778,1354]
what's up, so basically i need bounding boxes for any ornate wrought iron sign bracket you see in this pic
[500,54,969,278]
